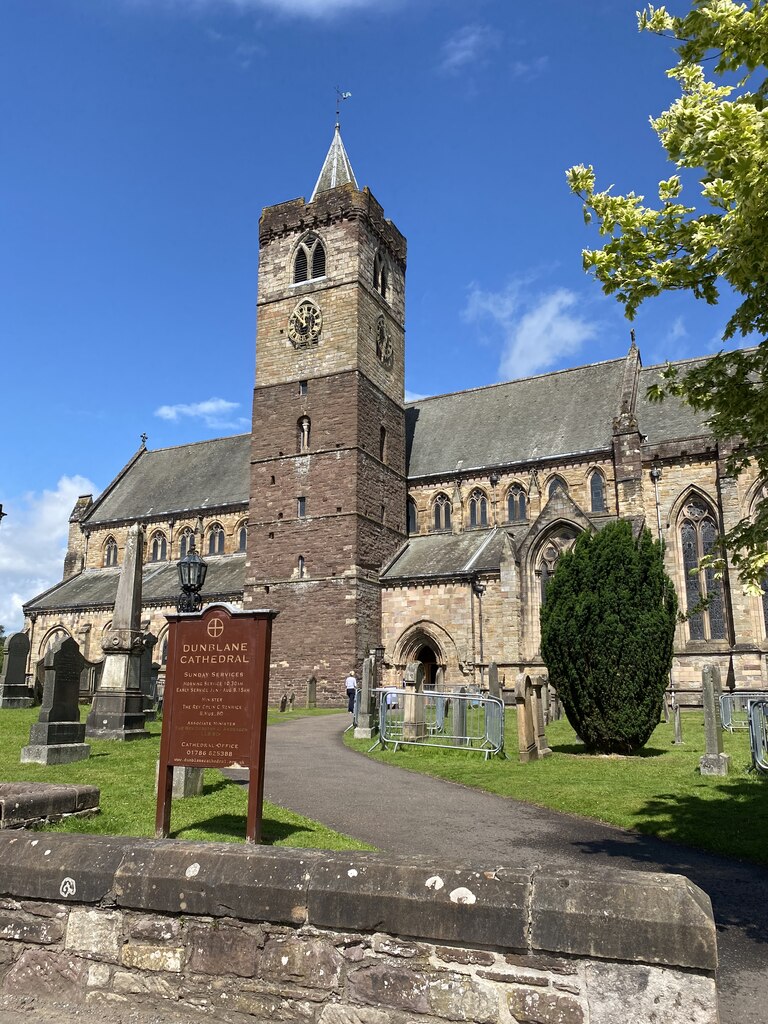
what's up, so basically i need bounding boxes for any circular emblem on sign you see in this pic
[288,300,322,348]
[207,618,224,638]
[60,877,77,898]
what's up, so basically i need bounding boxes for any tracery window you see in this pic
[293,234,326,283]
[548,476,568,500]
[207,523,225,556]
[104,536,118,567]
[433,493,452,532]
[407,498,418,535]
[535,527,579,609]
[590,471,606,513]
[237,521,247,552]
[178,527,194,560]
[679,498,726,641]
[468,488,488,528]
[150,531,167,562]
[373,250,388,299]
[507,484,527,522]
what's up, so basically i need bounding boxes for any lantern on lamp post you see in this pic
[176,536,208,613]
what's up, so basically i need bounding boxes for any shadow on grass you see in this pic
[569,777,768,950]
[549,741,668,758]
[172,813,307,844]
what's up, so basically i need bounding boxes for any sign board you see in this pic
[155,604,277,843]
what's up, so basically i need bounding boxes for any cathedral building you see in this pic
[23,130,766,703]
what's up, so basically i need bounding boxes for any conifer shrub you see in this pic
[540,521,677,755]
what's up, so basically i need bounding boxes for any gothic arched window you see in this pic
[679,497,726,641]
[293,234,326,284]
[150,531,167,562]
[237,521,247,552]
[548,476,568,500]
[178,527,194,560]
[373,250,388,299]
[433,493,452,532]
[507,484,527,522]
[104,536,118,567]
[590,470,606,513]
[407,497,418,535]
[207,523,225,556]
[468,488,488,528]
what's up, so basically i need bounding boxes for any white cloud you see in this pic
[154,397,247,430]
[511,55,548,79]
[136,0,394,16]
[404,389,428,403]
[667,316,688,343]
[0,476,98,633]
[463,281,598,378]
[439,24,500,74]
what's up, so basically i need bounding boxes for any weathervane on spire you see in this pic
[335,87,352,128]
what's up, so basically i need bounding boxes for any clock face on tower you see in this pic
[288,300,322,349]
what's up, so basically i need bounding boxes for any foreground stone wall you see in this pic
[0,833,718,1024]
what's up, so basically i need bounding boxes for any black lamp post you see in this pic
[176,537,208,613]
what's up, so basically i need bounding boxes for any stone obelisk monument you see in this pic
[86,524,150,740]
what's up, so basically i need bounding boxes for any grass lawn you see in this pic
[345,709,768,866]
[1,706,370,850]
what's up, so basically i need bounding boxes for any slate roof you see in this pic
[25,554,246,612]
[382,528,509,582]
[405,358,627,478]
[87,434,250,525]
[310,126,358,202]
[637,359,712,444]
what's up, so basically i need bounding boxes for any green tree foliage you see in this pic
[540,523,678,754]
[567,1,768,588]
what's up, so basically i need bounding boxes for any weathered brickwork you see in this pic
[0,834,720,1024]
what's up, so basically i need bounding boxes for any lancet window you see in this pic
[104,536,118,567]
[407,498,418,535]
[150,531,167,562]
[468,488,488,528]
[207,523,225,556]
[507,485,527,522]
[178,527,194,559]
[548,476,568,500]
[679,497,727,641]
[237,521,247,552]
[590,470,606,513]
[373,250,388,299]
[433,493,452,532]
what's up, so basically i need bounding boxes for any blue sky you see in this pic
[0,0,745,629]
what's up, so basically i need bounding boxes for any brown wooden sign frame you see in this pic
[155,604,277,843]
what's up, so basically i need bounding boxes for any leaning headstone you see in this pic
[0,632,33,708]
[515,673,538,763]
[700,665,730,776]
[21,638,90,765]
[86,524,149,741]
[402,661,426,742]
[306,675,317,708]
[487,662,501,701]
[354,654,377,739]
[454,686,468,746]
[532,675,553,757]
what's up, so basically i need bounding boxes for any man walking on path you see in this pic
[345,670,356,713]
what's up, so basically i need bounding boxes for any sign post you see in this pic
[155,604,277,843]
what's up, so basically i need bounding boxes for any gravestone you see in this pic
[21,638,90,765]
[532,675,552,757]
[288,691,295,710]
[140,633,158,721]
[515,673,538,763]
[487,662,501,700]
[402,661,426,742]
[435,666,445,690]
[86,524,149,741]
[673,701,683,745]
[306,675,317,708]
[354,654,377,739]
[454,686,468,746]
[700,665,730,776]
[154,761,204,800]
[279,693,288,713]
[0,632,33,708]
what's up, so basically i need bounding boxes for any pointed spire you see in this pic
[310,125,358,202]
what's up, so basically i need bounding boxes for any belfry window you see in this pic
[293,234,326,284]
[507,485,527,522]
[680,498,727,641]
[468,488,488,528]
[373,250,388,299]
[590,471,606,513]
[207,523,225,556]
[433,493,452,532]
[104,536,118,567]
[150,531,167,562]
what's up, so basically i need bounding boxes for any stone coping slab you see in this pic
[0,783,100,829]
[0,832,717,972]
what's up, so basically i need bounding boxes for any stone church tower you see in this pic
[242,128,408,701]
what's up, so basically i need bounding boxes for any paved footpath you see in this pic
[255,713,768,1024]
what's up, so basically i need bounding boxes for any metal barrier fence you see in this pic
[720,690,768,731]
[372,688,505,759]
[748,700,768,774]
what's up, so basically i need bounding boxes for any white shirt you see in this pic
[345,674,356,691]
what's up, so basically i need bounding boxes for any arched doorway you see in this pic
[415,644,438,690]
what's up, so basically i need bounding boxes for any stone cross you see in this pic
[21,637,90,765]
[402,661,426,742]
[515,673,538,763]
[354,654,377,739]
[86,523,149,741]
[0,632,33,708]
[699,665,730,776]
[487,662,501,700]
